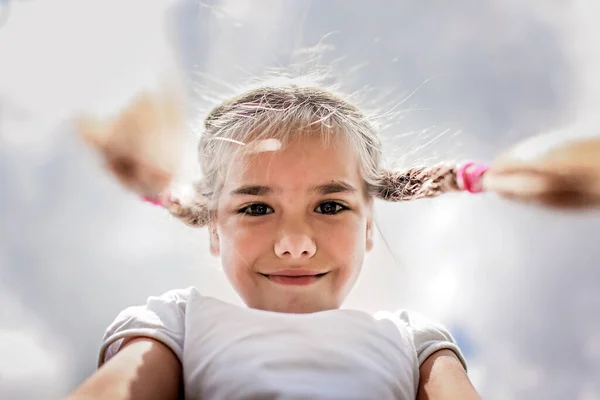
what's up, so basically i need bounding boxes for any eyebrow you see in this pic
[229,185,274,196]
[229,181,358,196]
[311,181,358,195]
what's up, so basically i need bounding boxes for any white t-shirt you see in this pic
[99,287,466,400]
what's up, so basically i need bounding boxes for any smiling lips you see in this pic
[260,270,328,286]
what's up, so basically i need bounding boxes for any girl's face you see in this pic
[210,135,374,313]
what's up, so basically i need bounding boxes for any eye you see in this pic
[315,201,348,215]
[239,203,274,216]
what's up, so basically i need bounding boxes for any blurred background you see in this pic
[1,0,600,399]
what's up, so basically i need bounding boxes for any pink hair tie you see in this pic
[457,162,488,194]
[142,193,170,207]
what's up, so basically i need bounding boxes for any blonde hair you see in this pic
[169,83,461,227]
[77,79,600,224]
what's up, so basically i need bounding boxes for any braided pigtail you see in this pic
[77,75,600,221]
[482,134,600,209]
[143,181,211,228]
[374,134,600,209]
[76,84,214,226]
[76,86,185,197]
[372,165,461,201]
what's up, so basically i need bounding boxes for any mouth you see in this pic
[259,271,329,286]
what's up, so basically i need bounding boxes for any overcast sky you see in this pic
[1,1,600,399]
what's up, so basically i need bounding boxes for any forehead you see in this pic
[223,135,362,189]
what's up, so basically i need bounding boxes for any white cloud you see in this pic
[0,0,179,149]
[0,286,70,399]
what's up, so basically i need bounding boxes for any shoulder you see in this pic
[98,286,202,367]
[395,310,454,340]
[148,286,201,308]
[109,286,202,329]
[375,309,468,371]
[147,286,200,304]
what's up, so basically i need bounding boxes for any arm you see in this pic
[416,349,481,400]
[66,337,182,400]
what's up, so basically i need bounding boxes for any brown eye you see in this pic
[239,203,274,216]
[315,201,347,215]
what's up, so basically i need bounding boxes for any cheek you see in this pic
[318,218,367,269]
[218,219,270,280]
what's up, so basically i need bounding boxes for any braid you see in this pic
[372,135,600,209]
[483,135,600,209]
[78,78,600,225]
[144,181,211,228]
[164,194,211,227]
[373,165,460,201]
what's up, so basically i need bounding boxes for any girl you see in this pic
[69,81,600,400]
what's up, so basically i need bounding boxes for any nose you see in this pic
[274,232,317,260]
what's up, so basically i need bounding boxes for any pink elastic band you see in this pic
[142,193,170,207]
[457,162,488,194]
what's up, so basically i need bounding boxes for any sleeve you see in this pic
[397,310,468,371]
[97,287,193,368]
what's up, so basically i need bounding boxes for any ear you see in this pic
[365,202,374,252]
[209,218,221,257]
